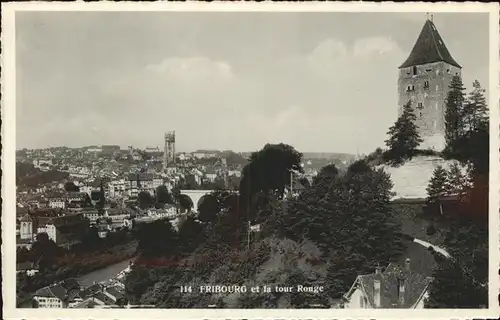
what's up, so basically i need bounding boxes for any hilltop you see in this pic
[377,155,461,201]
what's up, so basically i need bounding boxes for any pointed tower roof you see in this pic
[399,19,461,69]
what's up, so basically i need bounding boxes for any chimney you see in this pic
[373,279,381,307]
[405,258,411,272]
[375,264,382,275]
[398,278,405,305]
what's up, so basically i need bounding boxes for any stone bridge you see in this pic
[180,189,238,212]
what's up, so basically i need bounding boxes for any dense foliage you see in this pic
[425,78,489,307]
[425,217,488,308]
[239,143,303,218]
[444,78,489,175]
[384,101,423,164]
[156,185,174,205]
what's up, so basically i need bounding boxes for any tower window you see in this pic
[424,81,430,89]
[419,111,423,117]
[447,69,450,74]
[412,66,417,75]
[417,102,424,109]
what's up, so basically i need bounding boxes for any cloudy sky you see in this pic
[15,11,489,154]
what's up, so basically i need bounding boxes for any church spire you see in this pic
[399,18,460,69]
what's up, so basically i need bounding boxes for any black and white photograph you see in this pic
[2,2,499,317]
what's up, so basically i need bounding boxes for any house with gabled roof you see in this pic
[36,213,90,248]
[33,279,82,308]
[33,285,66,308]
[343,259,432,309]
[72,298,100,308]
[103,285,125,303]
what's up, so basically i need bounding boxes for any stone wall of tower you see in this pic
[398,62,462,138]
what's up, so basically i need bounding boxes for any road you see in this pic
[76,258,134,288]
[413,238,451,258]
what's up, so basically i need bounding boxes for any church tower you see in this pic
[398,16,461,150]
[163,131,176,171]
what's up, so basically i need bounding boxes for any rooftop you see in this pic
[346,261,432,308]
[399,19,461,69]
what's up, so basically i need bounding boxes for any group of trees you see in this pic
[443,78,489,175]
[124,131,489,308]
[239,143,303,220]
[269,160,404,298]
[383,76,488,171]
[136,185,176,210]
[426,162,472,205]
[423,78,489,308]
[425,217,488,308]
[126,144,407,306]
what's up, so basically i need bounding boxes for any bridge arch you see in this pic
[179,190,214,212]
[179,189,239,212]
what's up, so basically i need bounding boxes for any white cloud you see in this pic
[145,56,233,83]
[353,36,403,58]
[306,38,348,72]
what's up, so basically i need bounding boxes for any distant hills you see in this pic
[239,151,356,161]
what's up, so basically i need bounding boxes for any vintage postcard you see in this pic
[2,1,499,319]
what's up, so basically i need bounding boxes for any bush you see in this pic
[426,225,437,236]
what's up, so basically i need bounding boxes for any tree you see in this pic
[178,216,205,253]
[198,194,219,223]
[313,164,339,185]
[239,143,303,215]
[178,194,194,212]
[81,226,100,250]
[464,80,488,133]
[31,232,59,270]
[385,101,423,164]
[445,162,471,196]
[64,181,80,192]
[212,176,226,190]
[425,258,487,308]
[138,191,155,209]
[455,81,489,176]
[426,166,448,205]
[156,185,173,205]
[135,219,179,258]
[444,75,467,151]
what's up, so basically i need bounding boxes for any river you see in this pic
[76,258,134,288]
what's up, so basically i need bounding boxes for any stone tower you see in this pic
[398,17,461,150]
[163,131,176,171]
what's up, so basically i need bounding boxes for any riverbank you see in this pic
[76,257,136,288]
[17,240,138,306]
